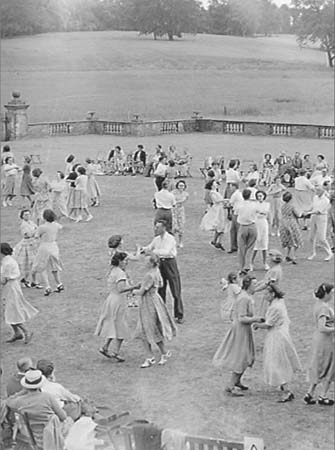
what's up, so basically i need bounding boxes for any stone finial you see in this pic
[12,91,21,99]
[87,111,95,120]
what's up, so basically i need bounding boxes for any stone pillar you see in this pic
[4,91,29,140]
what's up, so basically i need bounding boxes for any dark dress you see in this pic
[279,202,303,248]
[20,164,35,196]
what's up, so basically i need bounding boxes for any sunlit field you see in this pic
[1,31,334,125]
[1,133,334,450]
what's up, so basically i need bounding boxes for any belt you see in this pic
[157,207,172,211]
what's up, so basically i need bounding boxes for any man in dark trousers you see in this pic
[141,220,184,323]
[132,144,147,174]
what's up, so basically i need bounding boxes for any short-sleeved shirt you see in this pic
[38,222,62,243]
[235,200,258,225]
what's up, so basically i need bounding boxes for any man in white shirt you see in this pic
[154,180,176,233]
[228,183,243,253]
[154,155,168,190]
[307,185,333,261]
[235,189,258,271]
[142,220,184,323]
[224,160,241,199]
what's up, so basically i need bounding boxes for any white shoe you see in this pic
[2,200,7,207]
[75,215,83,223]
[179,243,184,248]
[140,357,156,368]
[324,253,334,262]
[86,215,93,222]
[307,254,316,261]
[158,351,172,365]
[249,264,254,271]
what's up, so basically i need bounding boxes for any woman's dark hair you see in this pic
[317,154,325,160]
[248,179,257,188]
[227,272,237,283]
[72,163,81,172]
[229,160,236,169]
[241,275,256,291]
[4,156,12,164]
[77,166,86,175]
[20,209,30,219]
[115,146,121,151]
[303,154,310,160]
[1,243,13,256]
[43,209,57,223]
[314,283,334,299]
[66,154,75,163]
[176,180,186,189]
[282,191,292,203]
[168,160,175,167]
[158,155,166,163]
[2,145,10,152]
[242,189,251,200]
[111,251,127,267]
[256,190,267,200]
[57,171,65,180]
[207,169,215,178]
[267,282,285,299]
[205,179,215,190]
[32,168,42,177]
[264,153,271,160]
[108,235,122,249]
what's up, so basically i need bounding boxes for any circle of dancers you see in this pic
[1,144,334,447]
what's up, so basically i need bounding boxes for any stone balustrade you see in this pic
[1,93,333,141]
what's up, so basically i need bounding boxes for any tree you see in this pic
[294,0,335,67]
[125,0,201,40]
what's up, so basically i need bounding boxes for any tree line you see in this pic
[1,0,334,66]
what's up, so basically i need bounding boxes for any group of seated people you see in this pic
[100,144,192,178]
[201,151,332,189]
[1,357,114,450]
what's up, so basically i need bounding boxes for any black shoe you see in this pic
[227,249,237,254]
[31,282,43,289]
[318,397,334,406]
[44,287,52,296]
[304,393,316,405]
[235,382,249,391]
[54,283,64,293]
[6,334,24,343]
[277,392,294,403]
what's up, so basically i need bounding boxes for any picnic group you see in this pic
[1,142,334,448]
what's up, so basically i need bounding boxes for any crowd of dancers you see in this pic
[1,142,334,448]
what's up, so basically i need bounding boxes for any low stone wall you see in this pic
[21,118,334,140]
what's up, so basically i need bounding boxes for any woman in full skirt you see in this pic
[254,283,301,402]
[134,254,177,368]
[213,275,263,396]
[13,209,39,287]
[1,243,38,344]
[95,252,139,362]
[304,283,334,406]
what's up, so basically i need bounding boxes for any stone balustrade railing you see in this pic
[22,118,334,141]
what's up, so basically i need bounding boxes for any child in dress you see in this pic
[219,273,241,324]
[1,243,38,344]
[304,283,334,406]
[254,283,301,402]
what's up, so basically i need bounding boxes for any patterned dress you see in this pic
[172,190,189,235]
[95,267,130,339]
[279,202,303,249]
[86,163,101,200]
[135,269,177,345]
[307,302,334,384]
[13,220,39,276]
[263,298,301,386]
[32,176,52,223]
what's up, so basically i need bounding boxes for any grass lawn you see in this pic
[1,133,334,450]
[1,32,334,125]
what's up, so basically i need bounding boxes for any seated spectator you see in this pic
[132,145,146,175]
[6,357,34,397]
[167,145,178,162]
[6,369,68,449]
[36,359,81,420]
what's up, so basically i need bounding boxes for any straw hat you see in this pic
[20,370,45,390]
